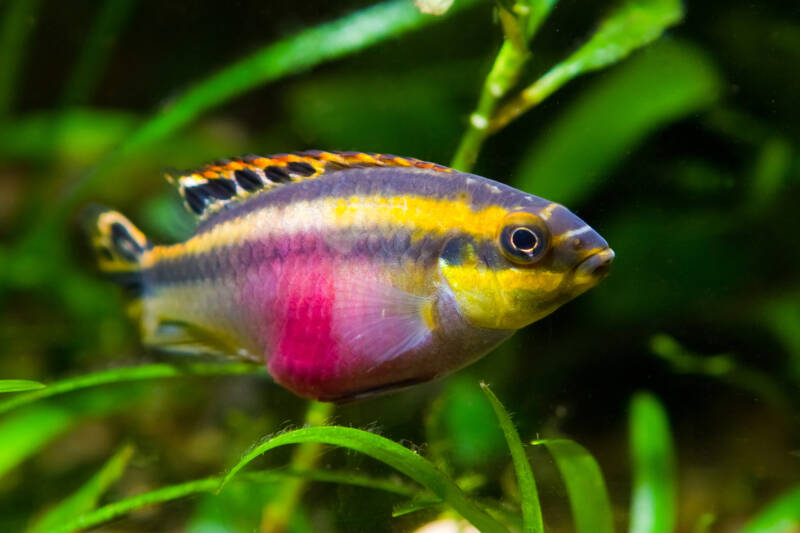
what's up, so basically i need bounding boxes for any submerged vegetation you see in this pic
[0,0,798,531]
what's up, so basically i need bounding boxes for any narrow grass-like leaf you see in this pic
[57,0,480,218]
[27,444,135,533]
[740,484,800,533]
[532,439,614,533]
[629,392,676,533]
[481,382,543,533]
[491,0,684,131]
[256,469,421,499]
[764,293,800,384]
[525,0,560,40]
[220,426,507,533]
[650,334,789,410]
[54,469,435,533]
[60,0,136,106]
[0,362,264,415]
[0,388,143,478]
[514,40,718,205]
[51,477,218,533]
[0,379,45,393]
[392,497,444,517]
[0,405,76,478]
[0,0,41,116]
[259,401,334,533]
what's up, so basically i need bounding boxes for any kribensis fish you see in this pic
[87,151,614,402]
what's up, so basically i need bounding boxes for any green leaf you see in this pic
[481,382,543,533]
[532,439,614,533]
[0,0,41,115]
[0,387,143,478]
[219,426,508,533]
[0,379,45,393]
[0,405,76,479]
[55,468,421,533]
[392,497,444,517]
[60,0,136,106]
[555,0,683,76]
[629,392,676,533]
[52,477,219,533]
[514,40,719,205]
[56,0,481,218]
[258,401,334,533]
[190,468,420,533]
[763,292,800,384]
[27,444,135,533]
[0,362,264,415]
[491,0,685,131]
[525,0,559,40]
[740,484,800,533]
[649,334,790,409]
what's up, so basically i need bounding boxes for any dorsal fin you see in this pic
[165,150,452,219]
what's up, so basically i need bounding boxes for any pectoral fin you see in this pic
[334,282,435,364]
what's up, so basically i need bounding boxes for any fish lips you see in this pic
[571,247,615,288]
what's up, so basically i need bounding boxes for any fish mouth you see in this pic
[573,247,615,285]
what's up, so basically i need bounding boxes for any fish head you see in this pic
[438,199,614,331]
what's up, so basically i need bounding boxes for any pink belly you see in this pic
[268,263,341,398]
[237,237,445,401]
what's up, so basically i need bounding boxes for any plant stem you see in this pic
[450,0,557,172]
[450,8,530,172]
[489,64,571,133]
[259,401,335,533]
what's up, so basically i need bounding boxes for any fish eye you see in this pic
[499,214,550,265]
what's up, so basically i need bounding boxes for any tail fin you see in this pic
[85,206,150,294]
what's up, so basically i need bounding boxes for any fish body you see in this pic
[87,151,614,402]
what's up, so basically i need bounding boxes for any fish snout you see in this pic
[573,247,615,286]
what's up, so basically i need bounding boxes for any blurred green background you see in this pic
[0,0,798,531]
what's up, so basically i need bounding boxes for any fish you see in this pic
[86,150,614,402]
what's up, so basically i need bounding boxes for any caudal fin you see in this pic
[85,206,150,294]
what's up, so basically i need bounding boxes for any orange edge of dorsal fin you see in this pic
[163,150,453,219]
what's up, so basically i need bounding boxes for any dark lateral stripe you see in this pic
[144,230,457,287]
[440,235,504,268]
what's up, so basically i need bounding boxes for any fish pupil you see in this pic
[511,227,537,252]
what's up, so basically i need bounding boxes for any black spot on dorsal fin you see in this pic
[233,168,262,192]
[164,150,453,219]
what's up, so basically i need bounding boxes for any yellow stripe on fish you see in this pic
[146,194,510,265]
